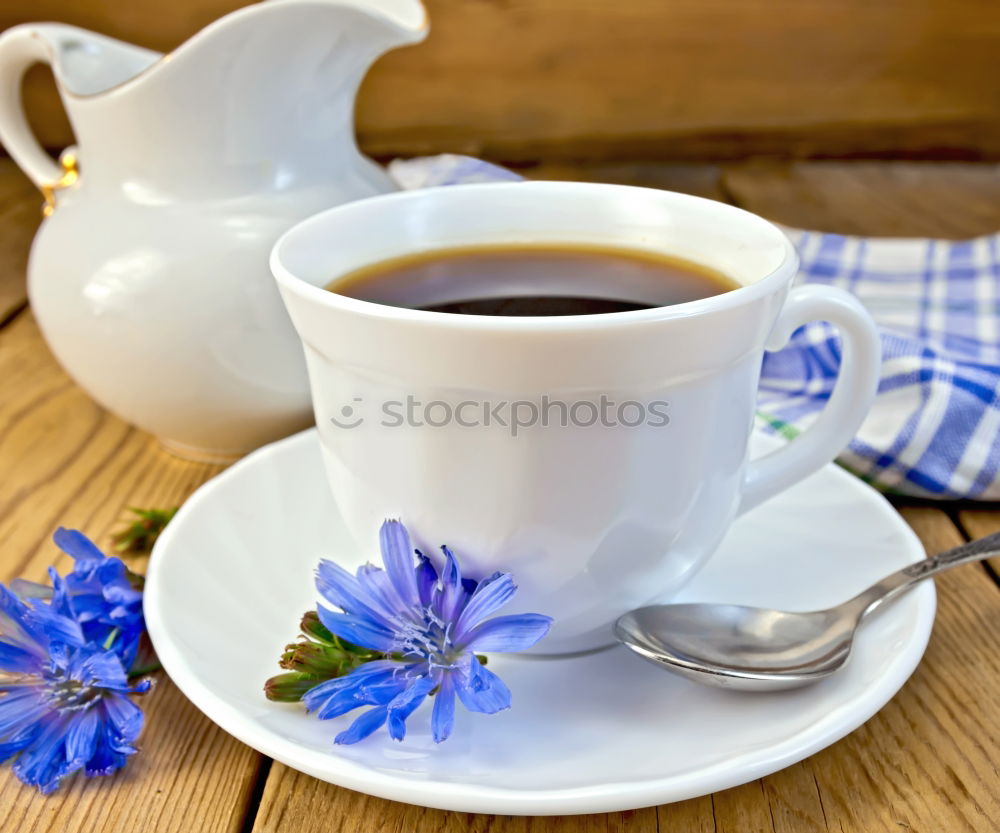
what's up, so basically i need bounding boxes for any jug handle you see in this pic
[0,26,71,198]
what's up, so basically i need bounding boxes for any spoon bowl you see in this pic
[615,604,856,691]
[615,531,1000,691]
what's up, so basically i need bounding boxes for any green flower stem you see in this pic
[128,662,162,677]
[265,611,398,702]
[111,507,178,556]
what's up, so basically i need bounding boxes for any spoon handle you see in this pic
[848,530,1000,620]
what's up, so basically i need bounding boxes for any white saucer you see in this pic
[145,429,934,815]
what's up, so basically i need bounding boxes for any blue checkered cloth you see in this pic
[389,155,1000,500]
[759,231,1000,499]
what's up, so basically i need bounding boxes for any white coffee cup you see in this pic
[271,182,881,654]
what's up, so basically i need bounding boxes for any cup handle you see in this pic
[738,283,881,515]
[0,26,65,189]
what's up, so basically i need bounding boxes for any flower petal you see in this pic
[302,659,402,697]
[0,641,44,674]
[334,705,389,745]
[11,713,73,794]
[303,662,409,719]
[356,565,410,626]
[379,520,420,608]
[53,528,107,571]
[414,552,437,607]
[0,732,38,765]
[386,676,434,741]
[64,594,106,624]
[461,613,552,653]
[100,693,145,749]
[312,681,405,720]
[315,560,395,627]
[0,585,47,652]
[315,685,401,720]
[432,546,469,623]
[24,597,85,649]
[453,572,516,638]
[84,725,131,777]
[0,688,48,737]
[63,708,100,771]
[46,569,79,622]
[8,579,53,602]
[114,632,142,670]
[454,657,511,714]
[316,606,396,653]
[128,678,153,696]
[431,675,456,743]
[75,650,130,692]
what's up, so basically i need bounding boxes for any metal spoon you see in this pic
[615,531,1000,691]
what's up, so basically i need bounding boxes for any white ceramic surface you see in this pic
[0,0,427,457]
[272,182,882,651]
[144,428,935,816]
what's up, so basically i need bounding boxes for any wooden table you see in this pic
[1,159,998,832]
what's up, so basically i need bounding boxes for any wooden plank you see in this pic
[723,161,1000,237]
[519,161,726,201]
[253,766,662,833]
[525,161,1000,238]
[2,1,999,161]
[655,793,716,833]
[0,311,263,832]
[0,159,37,321]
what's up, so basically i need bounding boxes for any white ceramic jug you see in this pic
[0,0,426,460]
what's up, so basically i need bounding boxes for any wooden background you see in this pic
[1,1,1000,829]
[1,0,999,162]
[1,155,999,832]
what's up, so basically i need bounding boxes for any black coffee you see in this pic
[326,243,739,316]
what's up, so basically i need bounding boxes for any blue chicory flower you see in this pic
[303,520,552,744]
[11,529,145,668]
[0,581,150,793]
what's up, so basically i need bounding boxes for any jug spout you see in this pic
[319,0,428,44]
[80,0,428,196]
